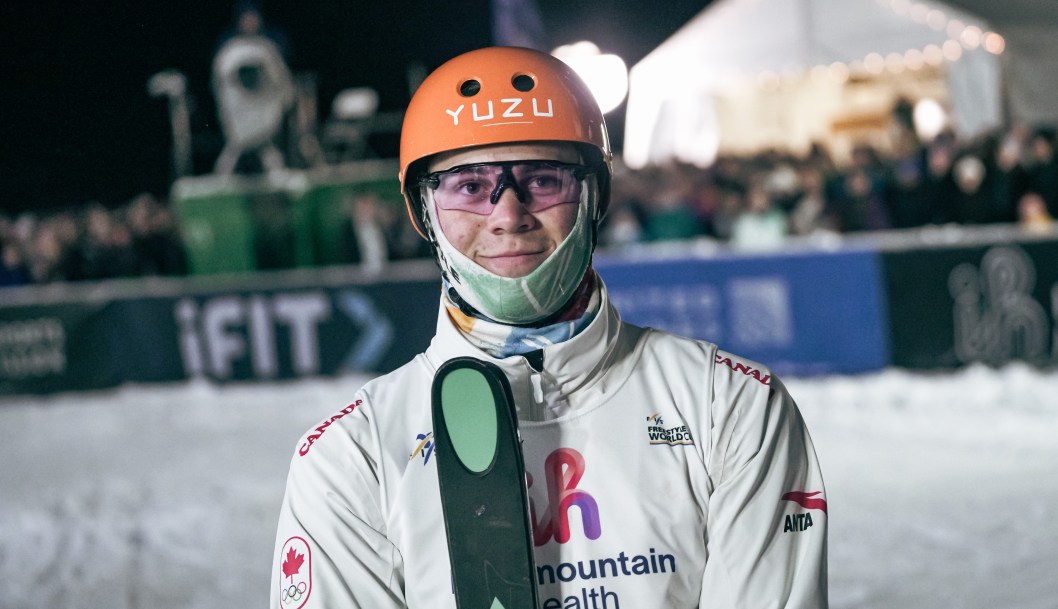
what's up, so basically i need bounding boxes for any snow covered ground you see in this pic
[1,364,1056,609]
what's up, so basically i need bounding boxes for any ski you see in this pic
[431,357,539,609]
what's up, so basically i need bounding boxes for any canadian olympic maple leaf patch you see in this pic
[279,537,312,608]
[283,547,305,579]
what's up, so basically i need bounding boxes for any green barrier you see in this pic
[302,165,404,267]
[172,189,257,274]
[171,160,400,275]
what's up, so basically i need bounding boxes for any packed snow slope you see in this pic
[1,364,1055,609]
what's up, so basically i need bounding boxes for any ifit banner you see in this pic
[0,302,114,394]
[0,280,439,396]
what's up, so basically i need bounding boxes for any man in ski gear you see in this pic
[271,46,828,609]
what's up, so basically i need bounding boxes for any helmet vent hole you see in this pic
[458,79,481,97]
[512,74,535,92]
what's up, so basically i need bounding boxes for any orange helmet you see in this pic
[399,46,612,238]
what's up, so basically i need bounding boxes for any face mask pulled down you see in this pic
[424,178,597,325]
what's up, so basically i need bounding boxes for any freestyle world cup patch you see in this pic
[645,412,695,446]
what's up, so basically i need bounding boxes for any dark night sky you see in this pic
[0,1,707,214]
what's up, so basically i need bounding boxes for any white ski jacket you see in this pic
[271,282,828,609]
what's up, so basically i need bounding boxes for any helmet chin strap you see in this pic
[423,180,598,326]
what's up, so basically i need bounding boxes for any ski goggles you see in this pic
[419,161,592,215]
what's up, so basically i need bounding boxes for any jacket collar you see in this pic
[425,279,636,422]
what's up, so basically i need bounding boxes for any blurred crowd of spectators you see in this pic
[601,121,1058,251]
[0,193,187,287]
[3,121,1057,288]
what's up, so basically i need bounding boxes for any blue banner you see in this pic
[595,249,891,376]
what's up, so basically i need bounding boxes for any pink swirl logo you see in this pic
[529,448,601,546]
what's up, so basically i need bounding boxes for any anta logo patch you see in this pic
[646,412,694,446]
[279,536,312,608]
[783,512,815,533]
[445,97,554,126]
[528,448,601,546]
[781,491,827,533]
[298,399,361,456]
[409,432,434,466]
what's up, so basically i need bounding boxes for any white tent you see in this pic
[945,0,1058,129]
[624,0,1004,167]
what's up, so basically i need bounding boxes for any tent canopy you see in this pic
[625,0,1004,167]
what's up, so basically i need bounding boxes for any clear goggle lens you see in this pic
[420,161,591,215]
